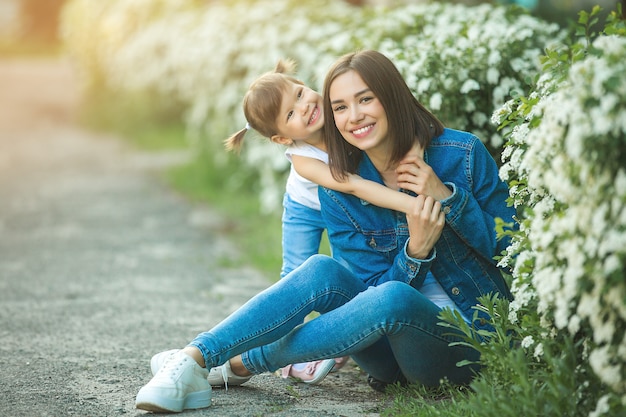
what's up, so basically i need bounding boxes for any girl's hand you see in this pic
[396,155,451,201]
[406,194,445,259]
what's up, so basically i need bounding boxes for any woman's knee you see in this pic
[300,253,335,269]
[285,255,365,295]
[366,281,425,314]
[285,255,347,286]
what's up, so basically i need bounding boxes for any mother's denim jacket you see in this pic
[320,128,515,326]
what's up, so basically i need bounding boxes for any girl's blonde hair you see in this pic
[224,59,303,153]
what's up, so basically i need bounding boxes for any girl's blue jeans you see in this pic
[189,255,479,386]
[280,193,326,279]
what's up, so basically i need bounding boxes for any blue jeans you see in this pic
[189,255,479,386]
[280,193,327,279]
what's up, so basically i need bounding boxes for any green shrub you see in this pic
[494,5,626,409]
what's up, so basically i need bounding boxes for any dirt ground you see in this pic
[0,58,386,416]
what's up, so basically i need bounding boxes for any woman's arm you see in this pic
[291,154,414,214]
[396,141,515,264]
[319,186,438,289]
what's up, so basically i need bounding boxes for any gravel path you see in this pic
[0,57,385,417]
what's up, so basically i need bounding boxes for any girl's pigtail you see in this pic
[223,122,251,154]
[226,58,295,152]
[275,58,296,75]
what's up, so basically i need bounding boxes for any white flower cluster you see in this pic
[60,0,559,212]
[498,34,626,397]
[60,0,199,90]
[381,3,562,150]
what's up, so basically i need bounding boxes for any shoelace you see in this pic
[157,356,185,382]
[220,365,230,391]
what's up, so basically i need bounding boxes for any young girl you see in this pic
[223,59,416,384]
[224,59,415,279]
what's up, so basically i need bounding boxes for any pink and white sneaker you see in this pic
[280,359,335,384]
[331,356,350,372]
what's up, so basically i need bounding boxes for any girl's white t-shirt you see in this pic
[284,142,328,211]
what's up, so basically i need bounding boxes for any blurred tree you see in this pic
[19,0,66,44]
[498,0,537,8]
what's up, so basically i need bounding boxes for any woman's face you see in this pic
[274,81,324,141]
[329,70,389,154]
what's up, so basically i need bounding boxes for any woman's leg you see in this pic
[189,255,367,370]
[243,281,479,387]
[280,194,326,278]
[136,255,365,412]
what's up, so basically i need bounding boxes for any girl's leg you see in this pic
[280,194,326,278]
[189,255,367,370]
[244,281,479,387]
[280,195,342,382]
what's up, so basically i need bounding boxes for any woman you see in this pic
[134,50,515,413]
[318,49,515,387]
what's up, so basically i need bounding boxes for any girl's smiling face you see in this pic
[329,70,390,156]
[274,81,324,141]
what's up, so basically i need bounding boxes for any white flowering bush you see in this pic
[60,0,560,211]
[60,0,199,91]
[499,3,626,393]
[378,3,563,151]
[432,7,626,417]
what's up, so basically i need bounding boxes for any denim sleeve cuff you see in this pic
[440,182,464,221]
[400,239,436,287]
[440,182,457,205]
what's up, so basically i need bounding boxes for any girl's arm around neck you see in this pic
[291,154,414,214]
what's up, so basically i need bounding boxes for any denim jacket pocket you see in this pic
[362,230,397,253]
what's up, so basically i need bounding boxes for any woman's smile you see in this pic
[351,123,375,138]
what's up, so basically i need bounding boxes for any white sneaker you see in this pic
[207,358,252,389]
[150,349,179,375]
[151,349,251,389]
[136,350,212,413]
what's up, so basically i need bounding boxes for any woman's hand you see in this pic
[406,194,445,259]
[396,154,452,201]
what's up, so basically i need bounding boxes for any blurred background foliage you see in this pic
[0,0,619,46]
[53,0,567,212]
[0,0,66,54]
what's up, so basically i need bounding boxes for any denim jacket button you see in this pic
[443,206,451,214]
[369,237,376,248]
[451,287,460,296]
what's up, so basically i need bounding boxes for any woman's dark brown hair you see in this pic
[322,50,443,180]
